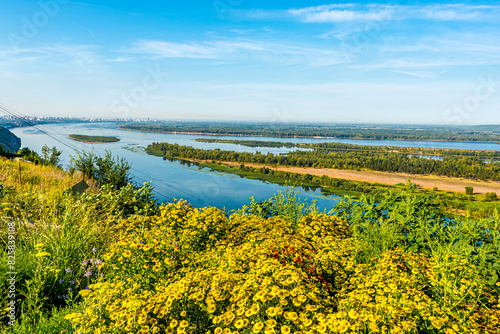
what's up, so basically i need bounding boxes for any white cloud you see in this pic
[288,4,394,23]
[352,57,500,70]
[246,3,500,23]
[419,4,497,21]
[0,44,101,67]
[127,40,264,59]
[126,39,345,67]
[393,70,438,79]
[44,44,100,65]
[105,56,132,62]
[230,29,255,34]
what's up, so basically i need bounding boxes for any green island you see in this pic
[68,134,120,143]
[2,150,499,333]
[121,122,500,142]
[147,142,500,218]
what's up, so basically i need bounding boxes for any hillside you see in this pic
[0,158,499,333]
[0,126,21,153]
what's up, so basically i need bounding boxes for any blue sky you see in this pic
[1,0,499,124]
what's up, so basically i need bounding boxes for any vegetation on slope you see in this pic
[1,152,500,333]
[0,127,21,153]
[0,154,156,333]
[66,188,500,333]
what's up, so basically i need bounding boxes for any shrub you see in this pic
[486,192,498,201]
[70,150,131,189]
[465,186,474,195]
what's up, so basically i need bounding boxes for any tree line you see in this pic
[122,122,500,142]
[196,139,500,160]
[148,142,500,181]
[194,139,298,148]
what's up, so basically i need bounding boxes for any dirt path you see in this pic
[196,160,500,195]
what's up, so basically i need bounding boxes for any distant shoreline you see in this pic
[120,127,500,144]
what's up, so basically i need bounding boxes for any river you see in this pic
[11,122,336,211]
[11,122,500,211]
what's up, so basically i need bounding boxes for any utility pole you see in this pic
[18,161,22,185]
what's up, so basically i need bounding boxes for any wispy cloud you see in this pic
[0,44,101,67]
[230,29,255,35]
[393,70,439,79]
[288,4,394,23]
[242,3,500,23]
[380,35,500,55]
[44,44,101,65]
[418,4,497,21]
[127,40,264,59]
[126,39,345,66]
[105,56,133,62]
[352,57,500,70]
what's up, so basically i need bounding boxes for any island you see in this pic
[68,134,120,143]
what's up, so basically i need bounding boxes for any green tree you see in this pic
[18,146,62,167]
[70,150,131,189]
[41,144,62,167]
[0,144,14,158]
[465,186,474,195]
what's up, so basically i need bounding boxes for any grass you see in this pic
[0,158,156,332]
[0,158,82,193]
[1,155,499,333]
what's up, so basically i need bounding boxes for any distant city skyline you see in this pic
[1,0,499,125]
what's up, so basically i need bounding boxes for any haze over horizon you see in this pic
[1,0,499,125]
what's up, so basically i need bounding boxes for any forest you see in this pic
[121,122,500,142]
[147,142,500,181]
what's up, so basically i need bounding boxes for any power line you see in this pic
[0,103,199,201]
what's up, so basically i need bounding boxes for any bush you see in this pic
[70,150,131,189]
[236,187,318,224]
[486,192,498,201]
[466,186,474,195]
[18,145,62,167]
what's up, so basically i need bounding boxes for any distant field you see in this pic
[216,160,500,195]
[68,134,120,143]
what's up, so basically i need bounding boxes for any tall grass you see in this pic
[0,158,157,332]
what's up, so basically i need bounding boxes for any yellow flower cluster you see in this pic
[66,200,499,334]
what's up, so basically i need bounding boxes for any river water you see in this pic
[11,122,500,211]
